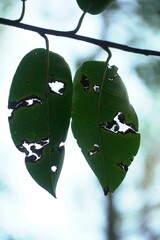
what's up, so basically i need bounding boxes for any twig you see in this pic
[69,11,87,34]
[0,17,160,57]
[14,0,26,22]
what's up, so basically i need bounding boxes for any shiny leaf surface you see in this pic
[72,61,140,195]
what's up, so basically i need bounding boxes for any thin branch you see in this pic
[14,0,26,22]
[69,11,87,34]
[40,33,49,52]
[41,33,50,78]
[0,17,160,57]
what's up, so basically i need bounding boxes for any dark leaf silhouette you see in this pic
[72,61,140,195]
[8,48,73,197]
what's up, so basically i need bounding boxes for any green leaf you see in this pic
[8,48,73,198]
[76,0,113,15]
[71,61,140,195]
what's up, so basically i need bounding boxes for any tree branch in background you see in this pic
[0,17,160,57]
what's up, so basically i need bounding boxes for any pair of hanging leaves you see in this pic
[8,48,140,197]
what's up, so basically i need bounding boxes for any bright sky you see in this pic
[0,1,160,240]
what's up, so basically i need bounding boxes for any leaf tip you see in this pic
[103,186,111,196]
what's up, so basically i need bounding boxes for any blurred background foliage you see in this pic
[0,0,160,240]
[137,0,160,29]
[0,0,13,13]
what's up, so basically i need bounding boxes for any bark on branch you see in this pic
[0,17,160,57]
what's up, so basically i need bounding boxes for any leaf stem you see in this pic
[69,12,87,34]
[39,33,50,72]
[106,48,112,65]
[40,33,49,54]
[14,0,26,22]
[40,34,55,192]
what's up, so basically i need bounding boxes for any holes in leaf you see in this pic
[117,112,125,123]
[117,162,128,172]
[107,65,118,81]
[80,74,100,93]
[88,144,100,157]
[51,165,57,173]
[17,137,49,162]
[8,96,42,119]
[100,112,138,134]
[108,75,117,81]
[80,74,90,92]
[100,120,119,133]
[48,81,65,95]
[93,85,100,93]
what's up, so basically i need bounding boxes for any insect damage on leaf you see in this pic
[80,74,90,91]
[100,112,138,134]
[88,144,100,156]
[72,61,140,195]
[17,138,49,162]
[117,162,128,172]
[93,85,100,93]
[48,81,66,95]
[8,96,42,119]
[8,48,73,198]
[51,165,58,172]
[58,141,65,153]
[48,73,66,95]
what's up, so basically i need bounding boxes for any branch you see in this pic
[0,17,160,57]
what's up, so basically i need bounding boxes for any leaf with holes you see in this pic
[72,61,140,195]
[8,48,72,197]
